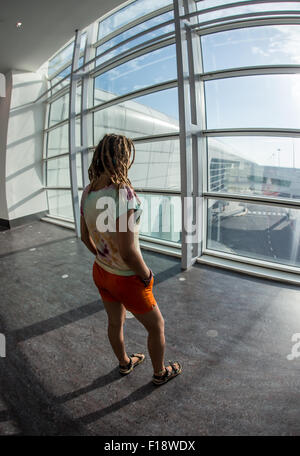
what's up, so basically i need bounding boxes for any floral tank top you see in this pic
[80,183,143,276]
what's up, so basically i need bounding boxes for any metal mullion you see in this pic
[175,0,199,270]
[95,4,174,47]
[190,7,206,261]
[132,133,180,143]
[134,188,180,195]
[90,36,175,79]
[201,249,300,276]
[182,0,300,20]
[203,128,300,138]
[139,234,181,249]
[45,186,84,190]
[91,79,178,114]
[69,29,81,237]
[44,186,71,190]
[200,65,300,81]
[204,192,300,209]
[81,23,97,188]
[43,152,70,162]
[194,13,300,35]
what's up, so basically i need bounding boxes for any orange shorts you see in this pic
[92,261,157,314]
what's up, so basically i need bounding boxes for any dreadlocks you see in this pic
[88,133,136,193]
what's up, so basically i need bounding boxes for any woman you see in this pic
[80,133,182,385]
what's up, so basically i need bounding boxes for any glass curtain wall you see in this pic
[42,0,300,274]
[194,0,300,270]
[43,0,181,246]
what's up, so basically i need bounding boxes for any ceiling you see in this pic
[0,0,126,74]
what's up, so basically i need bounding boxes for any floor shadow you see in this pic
[74,382,157,426]
[10,300,104,344]
[0,345,88,435]
[55,367,122,404]
[0,235,75,259]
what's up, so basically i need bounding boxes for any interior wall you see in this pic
[5,70,48,222]
[0,72,12,221]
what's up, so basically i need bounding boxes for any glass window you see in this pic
[48,42,74,78]
[137,192,181,243]
[197,2,300,25]
[47,120,81,158]
[207,198,300,268]
[46,154,82,188]
[47,189,73,219]
[94,44,177,104]
[49,94,69,127]
[48,34,86,78]
[96,11,174,66]
[93,88,179,142]
[205,74,300,130]
[202,25,300,72]
[47,156,70,187]
[208,137,300,199]
[47,124,69,158]
[128,139,180,190]
[98,0,172,40]
[50,67,71,94]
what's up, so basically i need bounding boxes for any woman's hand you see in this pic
[139,269,153,286]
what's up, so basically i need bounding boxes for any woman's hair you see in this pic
[88,133,136,192]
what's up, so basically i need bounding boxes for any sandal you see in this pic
[119,353,145,375]
[152,361,182,386]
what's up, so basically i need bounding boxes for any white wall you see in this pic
[0,72,12,220]
[5,70,48,221]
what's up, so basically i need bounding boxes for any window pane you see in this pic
[98,0,172,40]
[51,67,71,94]
[96,11,174,66]
[48,42,74,77]
[137,193,181,243]
[94,88,179,141]
[47,156,70,187]
[47,121,81,158]
[129,140,180,190]
[202,25,300,72]
[197,2,300,24]
[49,94,69,127]
[48,34,86,78]
[94,45,177,104]
[208,137,300,199]
[207,198,300,268]
[205,75,300,129]
[47,124,68,157]
[47,189,73,219]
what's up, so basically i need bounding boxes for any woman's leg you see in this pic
[102,300,140,367]
[133,305,178,376]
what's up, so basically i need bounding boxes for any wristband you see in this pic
[140,269,153,287]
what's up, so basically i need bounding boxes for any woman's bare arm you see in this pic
[80,215,97,255]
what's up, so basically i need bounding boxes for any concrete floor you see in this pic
[0,221,300,436]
